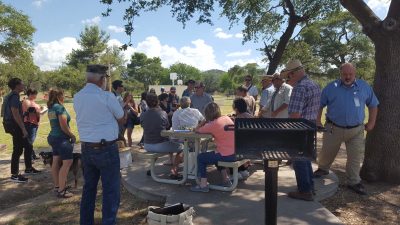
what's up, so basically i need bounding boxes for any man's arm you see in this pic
[271,103,288,118]
[11,107,27,137]
[289,112,301,119]
[316,108,324,127]
[365,107,378,131]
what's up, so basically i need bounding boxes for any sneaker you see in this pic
[219,180,232,187]
[25,167,41,174]
[190,185,209,193]
[313,169,329,178]
[239,170,250,179]
[288,191,314,201]
[347,183,367,195]
[10,174,28,183]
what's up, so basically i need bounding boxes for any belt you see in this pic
[81,139,117,149]
[326,118,361,129]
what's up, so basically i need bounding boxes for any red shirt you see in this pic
[197,116,234,156]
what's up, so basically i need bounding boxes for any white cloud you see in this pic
[108,25,124,33]
[135,36,222,70]
[81,16,101,25]
[33,37,79,71]
[213,28,243,39]
[367,0,390,10]
[226,49,252,57]
[32,0,47,8]
[235,33,243,39]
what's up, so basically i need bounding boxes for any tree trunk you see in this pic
[266,19,298,75]
[360,32,400,184]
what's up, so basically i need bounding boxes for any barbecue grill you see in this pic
[225,118,317,225]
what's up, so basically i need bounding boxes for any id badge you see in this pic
[354,97,360,107]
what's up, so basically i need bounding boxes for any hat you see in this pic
[271,73,284,80]
[281,59,303,77]
[112,80,123,90]
[170,86,176,90]
[187,79,195,84]
[86,64,109,76]
[260,74,274,80]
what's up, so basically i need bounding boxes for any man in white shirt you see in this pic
[259,74,275,111]
[268,73,292,118]
[74,64,125,225]
[244,75,259,101]
[172,96,204,130]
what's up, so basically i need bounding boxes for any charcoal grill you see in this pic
[225,118,316,225]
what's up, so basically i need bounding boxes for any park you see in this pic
[0,0,399,225]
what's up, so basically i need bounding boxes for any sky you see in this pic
[3,0,390,72]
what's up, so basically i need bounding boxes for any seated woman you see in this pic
[140,93,183,179]
[191,102,235,192]
[233,97,253,119]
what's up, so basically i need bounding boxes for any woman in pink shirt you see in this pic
[22,88,42,160]
[191,102,235,192]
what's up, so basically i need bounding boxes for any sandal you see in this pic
[57,188,74,198]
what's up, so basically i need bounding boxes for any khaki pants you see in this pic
[317,124,365,185]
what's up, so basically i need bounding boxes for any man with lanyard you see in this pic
[268,73,292,118]
[284,59,321,201]
[2,78,41,183]
[258,74,275,117]
[314,63,378,195]
[244,75,259,101]
[74,65,125,225]
[182,79,195,97]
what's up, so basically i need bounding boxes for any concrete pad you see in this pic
[122,154,342,225]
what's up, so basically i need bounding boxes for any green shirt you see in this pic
[48,103,70,137]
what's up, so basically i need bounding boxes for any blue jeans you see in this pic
[292,158,314,193]
[197,152,236,178]
[25,123,38,145]
[144,141,183,153]
[80,143,120,225]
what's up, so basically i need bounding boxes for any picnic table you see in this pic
[153,130,213,184]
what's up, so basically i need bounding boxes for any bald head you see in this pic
[340,63,356,86]
[180,96,191,108]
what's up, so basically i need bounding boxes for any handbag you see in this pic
[147,204,195,225]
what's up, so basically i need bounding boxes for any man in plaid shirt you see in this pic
[283,59,321,201]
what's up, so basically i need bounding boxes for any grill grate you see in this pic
[237,121,313,130]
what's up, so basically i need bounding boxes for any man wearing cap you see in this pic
[168,86,180,112]
[265,73,292,118]
[243,75,259,101]
[236,86,256,116]
[74,64,125,225]
[190,81,213,115]
[258,74,275,116]
[182,79,195,97]
[112,80,124,107]
[313,63,378,195]
[284,59,321,201]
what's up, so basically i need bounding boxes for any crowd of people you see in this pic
[1,59,379,224]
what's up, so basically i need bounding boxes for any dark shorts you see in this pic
[47,135,73,160]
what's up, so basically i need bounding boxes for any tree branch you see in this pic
[263,41,273,62]
[339,0,381,37]
[383,0,400,31]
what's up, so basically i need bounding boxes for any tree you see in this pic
[0,1,35,61]
[127,52,166,89]
[66,25,109,68]
[338,0,400,184]
[100,0,339,74]
[202,69,225,93]
[168,63,202,83]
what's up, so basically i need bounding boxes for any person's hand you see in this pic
[70,135,76,143]
[271,111,278,118]
[22,128,28,138]
[364,122,375,132]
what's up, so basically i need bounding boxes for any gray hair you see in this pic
[180,96,191,108]
[86,72,103,82]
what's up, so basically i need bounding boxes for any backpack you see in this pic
[1,92,19,134]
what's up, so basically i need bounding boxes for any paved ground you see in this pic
[122,152,342,225]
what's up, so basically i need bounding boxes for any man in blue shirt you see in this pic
[314,63,379,195]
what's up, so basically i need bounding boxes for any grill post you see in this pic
[264,159,279,225]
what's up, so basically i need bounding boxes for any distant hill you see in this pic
[202,69,226,76]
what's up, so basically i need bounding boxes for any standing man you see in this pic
[314,63,378,195]
[235,86,256,116]
[112,80,124,107]
[267,73,292,118]
[74,65,125,225]
[190,81,213,115]
[182,79,195,97]
[168,86,180,112]
[284,59,321,201]
[259,74,275,111]
[243,75,259,101]
[2,78,40,183]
